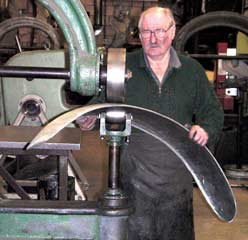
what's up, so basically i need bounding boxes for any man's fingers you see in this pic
[76,115,97,131]
[189,127,197,139]
[189,125,208,146]
[195,135,207,146]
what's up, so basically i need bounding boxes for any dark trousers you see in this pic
[121,132,195,240]
[125,186,194,240]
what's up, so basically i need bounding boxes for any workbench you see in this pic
[0,126,80,200]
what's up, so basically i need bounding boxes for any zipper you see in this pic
[158,86,162,95]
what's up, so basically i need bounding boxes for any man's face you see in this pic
[139,12,175,60]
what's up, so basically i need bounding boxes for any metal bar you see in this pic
[68,152,89,191]
[0,66,70,79]
[108,144,120,189]
[0,154,7,165]
[59,155,68,200]
[236,92,244,169]
[15,180,38,187]
[15,35,22,53]
[0,164,30,200]
[0,200,98,214]
[0,148,70,156]
[67,163,86,200]
[190,54,248,59]
[94,0,103,35]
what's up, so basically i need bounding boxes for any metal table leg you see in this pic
[59,155,68,200]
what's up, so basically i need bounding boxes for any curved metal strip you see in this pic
[27,104,237,222]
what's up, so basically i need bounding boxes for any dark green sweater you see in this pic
[125,48,224,146]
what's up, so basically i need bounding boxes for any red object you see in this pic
[215,42,234,111]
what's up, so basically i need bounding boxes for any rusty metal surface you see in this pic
[27,103,237,222]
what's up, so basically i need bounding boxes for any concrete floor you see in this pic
[74,130,248,240]
[194,188,248,240]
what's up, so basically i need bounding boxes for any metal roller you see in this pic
[106,48,126,103]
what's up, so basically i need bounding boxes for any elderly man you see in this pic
[78,6,223,240]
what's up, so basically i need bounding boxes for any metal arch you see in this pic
[27,103,237,222]
[36,0,100,96]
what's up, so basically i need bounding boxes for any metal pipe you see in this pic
[103,0,107,47]
[94,0,103,27]
[0,66,70,79]
[190,54,248,59]
[94,0,103,35]
[236,91,244,169]
[108,144,120,189]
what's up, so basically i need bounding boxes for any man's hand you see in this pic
[189,125,208,146]
[76,115,97,131]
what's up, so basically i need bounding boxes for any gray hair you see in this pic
[138,7,175,30]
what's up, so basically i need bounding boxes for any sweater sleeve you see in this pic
[193,61,224,147]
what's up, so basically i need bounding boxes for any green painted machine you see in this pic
[0,0,101,126]
[0,0,237,239]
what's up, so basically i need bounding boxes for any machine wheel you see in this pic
[174,11,248,178]
[174,11,248,53]
[0,16,61,62]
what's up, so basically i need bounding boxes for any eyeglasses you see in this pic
[140,22,174,39]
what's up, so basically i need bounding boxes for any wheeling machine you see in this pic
[0,0,236,239]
